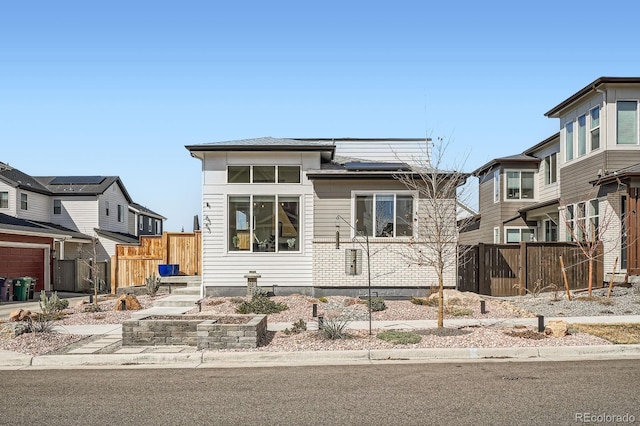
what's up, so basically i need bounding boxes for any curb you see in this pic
[29,352,203,368]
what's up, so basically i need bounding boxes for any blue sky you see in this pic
[2,1,640,231]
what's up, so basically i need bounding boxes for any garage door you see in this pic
[0,246,45,292]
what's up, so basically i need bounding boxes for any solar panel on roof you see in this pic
[344,162,410,171]
[50,176,106,185]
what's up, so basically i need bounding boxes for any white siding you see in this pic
[98,183,129,233]
[50,195,98,234]
[335,140,429,166]
[0,181,17,215]
[16,189,50,221]
[201,151,316,290]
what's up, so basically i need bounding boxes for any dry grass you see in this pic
[572,323,640,344]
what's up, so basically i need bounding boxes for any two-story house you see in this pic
[128,202,166,237]
[187,137,464,297]
[462,77,640,279]
[0,162,166,291]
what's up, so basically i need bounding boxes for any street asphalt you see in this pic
[2,293,640,370]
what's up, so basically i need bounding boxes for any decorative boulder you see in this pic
[9,309,32,322]
[427,289,481,307]
[544,320,569,338]
[0,322,31,338]
[114,294,142,311]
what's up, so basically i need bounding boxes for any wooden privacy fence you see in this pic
[110,232,201,292]
[458,242,603,297]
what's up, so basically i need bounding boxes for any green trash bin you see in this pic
[12,277,31,302]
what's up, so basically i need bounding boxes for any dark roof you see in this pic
[523,132,561,155]
[35,176,133,203]
[94,228,139,244]
[590,162,640,185]
[27,220,93,241]
[518,198,560,214]
[186,137,335,154]
[472,154,540,176]
[0,213,75,238]
[545,77,640,117]
[0,164,52,195]
[129,202,166,220]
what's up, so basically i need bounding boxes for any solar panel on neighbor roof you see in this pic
[50,176,106,185]
[343,162,410,171]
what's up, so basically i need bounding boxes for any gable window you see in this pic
[617,101,638,145]
[53,199,61,215]
[139,217,143,231]
[590,106,600,150]
[493,171,500,203]
[117,205,123,222]
[577,115,587,156]
[505,227,535,243]
[148,217,152,232]
[565,121,574,161]
[0,192,8,209]
[105,201,109,216]
[544,219,558,242]
[228,165,301,184]
[544,153,557,185]
[355,193,414,237]
[155,220,161,234]
[20,193,28,210]
[228,195,300,253]
[506,171,534,200]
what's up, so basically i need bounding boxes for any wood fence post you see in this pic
[478,243,486,295]
[519,242,527,296]
[162,232,169,264]
[110,255,117,294]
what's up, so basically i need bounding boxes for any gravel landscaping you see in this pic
[1,284,639,356]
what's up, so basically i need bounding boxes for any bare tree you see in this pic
[394,137,473,327]
[80,236,105,310]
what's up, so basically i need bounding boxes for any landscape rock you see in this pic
[427,289,482,307]
[76,300,88,307]
[114,294,142,311]
[9,309,32,322]
[544,320,569,337]
[0,322,31,338]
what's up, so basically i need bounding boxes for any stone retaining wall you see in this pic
[122,315,267,349]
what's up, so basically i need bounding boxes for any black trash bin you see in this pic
[0,277,9,302]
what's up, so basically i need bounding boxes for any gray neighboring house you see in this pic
[128,202,165,237]
[461,76,640,278]
[187,137,464,297]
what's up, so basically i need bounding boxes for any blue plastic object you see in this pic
[158,264,179,277]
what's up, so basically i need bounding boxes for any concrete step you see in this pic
[171,287,200,296]
[159,276,202,287]
[153,295,200,308]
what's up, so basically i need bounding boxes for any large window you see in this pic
[505,228,535,243]
[544,153,557,185]
[590,106,600,150]
[20,193,27,210]
[566,200,599,242]
[577,115,587,156]
[617,101,638,145]
[544,219,558,242]
[355,193,413,237]
[506,171,534,200]
[228,165,301,184]
[493,171,500,203]
[228,195,299,252]
[53,199,61,215]
[0,192,7,209]
[565,122,574,161]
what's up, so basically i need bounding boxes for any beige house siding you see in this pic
[560,151,607,204]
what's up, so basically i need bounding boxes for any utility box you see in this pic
[244,270,261,296]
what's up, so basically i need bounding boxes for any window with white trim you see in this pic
[53,199,61,215]
[590,106,600,150]
[505,227,535,243]
[566,199,599,242]
[139,217,143,231]
[227,165,301,184]
[228,195,300,252]
[566,204,575,242]
[148,217,152,232]
[493,227,500,243]
[544,153,557,185]
[544,219,557,242]
[20,193,27,210]
[565,121,574,161]
[506,171,534,200]
[493,171,500,203]
[155,220,161,234]
[117,205,123,222]
[105,201,109,216]
[577,114,587,157]
[617,101,638,145]
[0,192,8,209]
[354,193,414,237]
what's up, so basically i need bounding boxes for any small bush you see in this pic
[27,313,57,333]
[377,330,421,345]
[319,315,350,340]
[229,297,245,304]
[39,291,69,314]
[145,273,161,296]
[235,293,288,315]
[366,297,387,312]
[84,304,103,313]
[411,297,438,307]
[318,297,328,303]
[283,319,307,335]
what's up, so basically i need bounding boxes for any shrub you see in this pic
[366,297,387,312]
[377,330,421,345]
[318,297,328,303]
[235,293,288,315]
[319,314,350,340]
[447,307,473,317]
[27,312,57,333]
[283,319,307,335]
[84,303,103,313]
[145,273,161,296]
[39,291,69,315]
[411,297,437,307]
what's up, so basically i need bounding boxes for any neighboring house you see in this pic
[0,162,165,267]
[128,202,165,237]
[187,137,463,297]
[461,76,640,278]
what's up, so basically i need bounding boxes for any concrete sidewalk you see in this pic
[2,306,640,369]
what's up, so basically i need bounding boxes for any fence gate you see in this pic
[54,260,76,292]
